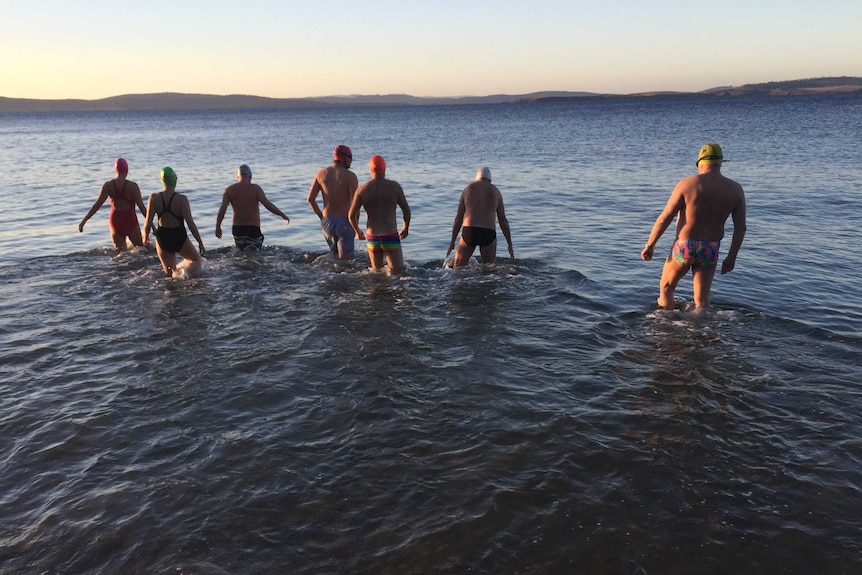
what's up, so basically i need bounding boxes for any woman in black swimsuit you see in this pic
[143,167,206,277]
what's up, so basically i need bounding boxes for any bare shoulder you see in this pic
[356,180,372,197]
[679,173,701,187]
[724,174,745,193]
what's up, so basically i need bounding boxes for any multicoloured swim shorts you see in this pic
[366,233,401,253]
[672,239,720,266]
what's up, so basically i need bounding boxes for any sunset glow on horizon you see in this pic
[2,0,860,100]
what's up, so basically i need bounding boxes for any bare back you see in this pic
[311,165,358,217]
[672,171,745,241]
[224,182,265,226]
[355,178,406,235]
[461,180,503,229]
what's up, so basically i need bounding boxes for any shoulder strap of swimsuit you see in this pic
[164,192,184,222]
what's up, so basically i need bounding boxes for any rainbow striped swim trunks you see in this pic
[366,233,401,253]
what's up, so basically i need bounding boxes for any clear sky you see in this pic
[2,0,860,100]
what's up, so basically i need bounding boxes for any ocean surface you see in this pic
[1,94,861,574]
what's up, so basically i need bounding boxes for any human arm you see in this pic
[348,188,365,240]
[215,189,230,239]
[306,176,324,219]
[496,197,514,261]
[446,194,466,258]
[641,184,684,261]
[721,191,746,274]
[78,183,111,231]
[396,185,411,239]
[258,188,290,225]
[130,183,147,219]
[142,194,156,247]
[183,197,205,256]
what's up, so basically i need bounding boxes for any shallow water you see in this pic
[1,95,861,573]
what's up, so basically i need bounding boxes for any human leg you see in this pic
[127,225,144,247]
[155,243,176,277]
[453,237,476,267]
[691,264,718,309]
[320,218,339,256]
[336,233,355,259]
[367,247,386,270]
[478,238,498,264]
[386,248,405,275]
[110,231,128,252]
[658,256,690,310]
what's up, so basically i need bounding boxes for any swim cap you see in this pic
[160,166,178,186]
[239,164,252,176]
[369,155,386,174]
[115,158,128,174]
[697,143,723,166]
[476,167,492,181]
[333,145,353,161]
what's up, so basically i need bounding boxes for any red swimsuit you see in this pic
[108,180,139,236]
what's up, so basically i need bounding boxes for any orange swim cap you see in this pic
[369,155,386,174]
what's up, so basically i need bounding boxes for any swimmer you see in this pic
[143,167,206,277]
[348,155,411,274]
[79,158,147,251]
[215,164,290,250]
[307,145,359,259]
[641,143,747,310]
[446,167,514,266]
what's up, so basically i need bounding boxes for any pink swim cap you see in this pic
[369,155,386,174]
[115,158,128,174]
[333,145,352,160]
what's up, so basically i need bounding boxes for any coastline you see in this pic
[2,76,860,114]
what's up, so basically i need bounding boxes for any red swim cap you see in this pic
[369,155,386,174]
[115,158,128,174]
[333,145,352,160]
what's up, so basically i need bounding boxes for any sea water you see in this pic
[1,94,861,573]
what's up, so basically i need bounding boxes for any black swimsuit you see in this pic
[155,193,188,253]
[462,226,497,247]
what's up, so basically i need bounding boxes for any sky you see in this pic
[2,0,860,100]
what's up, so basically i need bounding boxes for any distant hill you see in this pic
[700,76,862,96]
[0,90,598,113]
[1,78,859,113]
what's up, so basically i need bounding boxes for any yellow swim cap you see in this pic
[697,143,723,166]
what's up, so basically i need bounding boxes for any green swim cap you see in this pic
[160,166,178,185]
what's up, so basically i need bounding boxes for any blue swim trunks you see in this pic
[672,239,720,266]
[321,216,355,256]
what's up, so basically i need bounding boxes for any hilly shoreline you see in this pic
[2,77,860,113]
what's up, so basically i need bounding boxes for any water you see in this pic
[1,95,861,574]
